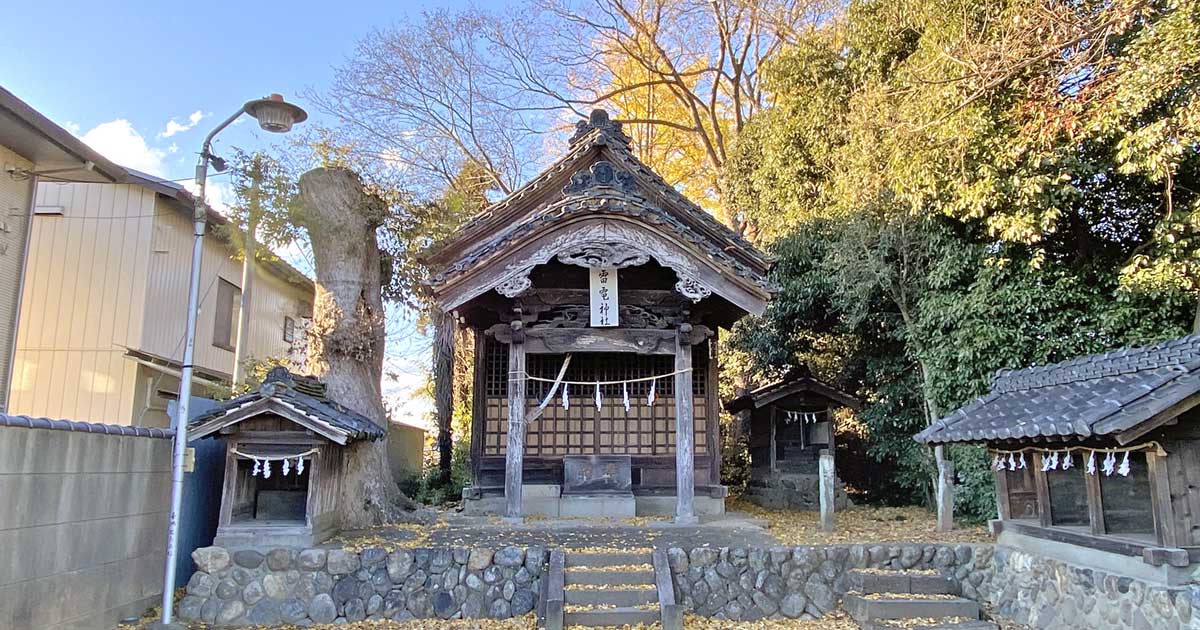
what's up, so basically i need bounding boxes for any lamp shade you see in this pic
[243,94,308,133]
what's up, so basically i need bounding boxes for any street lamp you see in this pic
[157,94,307,628]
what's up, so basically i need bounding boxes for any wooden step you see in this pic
[566,552,652,568]
[847,569,959,595]
[565,606,660,627]
[864,619,999,630]
[565,587,657,607]
[845,594,980,623]
[565,569,656,586]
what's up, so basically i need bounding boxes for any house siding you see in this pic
[0,145,34,412]
[9,182,312,426]
[9,182,153,422]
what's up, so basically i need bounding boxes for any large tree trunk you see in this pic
[433,308,456,481]
[297,167,419,527]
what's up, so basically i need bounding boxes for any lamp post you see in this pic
[157,94,306,627]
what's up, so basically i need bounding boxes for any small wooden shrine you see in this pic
[917,334,1200,575]
[189,367,385,548]
[424,110,775,523]
[725,367,859,510]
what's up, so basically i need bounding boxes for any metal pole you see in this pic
[159,108,243,625]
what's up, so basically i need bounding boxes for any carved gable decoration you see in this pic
[563,160,637,195]
[423,109,777,317]
[557,243,649,269]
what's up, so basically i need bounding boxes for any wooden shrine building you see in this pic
[424,110,775,523]
[725,367,859,510]
[917,334,1200,580]
[189,367,385,548]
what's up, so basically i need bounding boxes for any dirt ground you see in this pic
[727,500,994,547]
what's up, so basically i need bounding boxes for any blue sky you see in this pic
[3,0,494,424]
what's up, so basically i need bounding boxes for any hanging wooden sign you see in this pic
[589,267,618,327]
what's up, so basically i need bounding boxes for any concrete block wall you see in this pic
[0,424,172,630]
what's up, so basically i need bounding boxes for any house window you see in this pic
[1004,466,1039,520]
[213,279,241,351]
[1046,467,1088,526]
[283,316,296,343]
[1099,452,1155,535]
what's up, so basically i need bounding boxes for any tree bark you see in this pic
[433,308,456,481]
[297,167,417,527]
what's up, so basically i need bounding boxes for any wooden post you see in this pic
[768,407,778,474]
[818,448,835,532]
[504,321,526,523]
[935,445,954,532]
[674,325,697,524]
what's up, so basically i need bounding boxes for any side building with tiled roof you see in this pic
[917,333,1200,579]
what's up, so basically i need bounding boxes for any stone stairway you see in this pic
[844,569,998,630]
[561,551,661,628]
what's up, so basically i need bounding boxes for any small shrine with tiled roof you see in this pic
[189,366,385,547]
[424,109,775,523]
[917,334,1200,574]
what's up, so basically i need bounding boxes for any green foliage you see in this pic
[725,0,1198,524]
[399,440,472,506]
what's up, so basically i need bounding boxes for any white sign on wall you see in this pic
[589,267,618,327]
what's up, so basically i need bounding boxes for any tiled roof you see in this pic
[189,367,385,442]
[915,334,1200,445]
[0,414,172,438]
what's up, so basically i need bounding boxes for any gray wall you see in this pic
[0,424,172,630]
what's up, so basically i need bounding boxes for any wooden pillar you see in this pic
[674,325,697,524]
[818,448,835,532]
[768,407,778,474]
[504,321,526,523]
[935,444,954,532]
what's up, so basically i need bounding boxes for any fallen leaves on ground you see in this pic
[729,499,992,546]
[684,610,859,629]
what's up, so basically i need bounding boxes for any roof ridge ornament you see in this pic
[563,159,637,196]
[569,109,631,147]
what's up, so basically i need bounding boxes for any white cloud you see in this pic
[159,110,206,138]
[80,119,166,176]
[63,121,81,134]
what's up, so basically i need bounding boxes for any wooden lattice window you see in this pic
[481,339,707,457]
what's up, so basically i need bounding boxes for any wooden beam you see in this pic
[819,448,835,533]
[768,407,778,474]
[486,324,712,355]
[1148,450,1180,548]
[470,332,486,487]
[504,322,527,523]
[994,469,1012,521]
[674,326,696,524]
[1032,453,1053,528]
[1085,466,1107,536]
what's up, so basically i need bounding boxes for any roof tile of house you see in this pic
[915,334,1200,445]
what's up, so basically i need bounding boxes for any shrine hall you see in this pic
[423,110,775,523]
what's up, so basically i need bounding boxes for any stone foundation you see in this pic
[744,472,851,511]
[178,545,544,626]
[984,545,1197,629]
[666,543,989,621]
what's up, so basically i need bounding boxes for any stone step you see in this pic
[565,552,652,568]
[564,569,656,586]
[864,619,999,630]
[844,594,980,623]
[564,606,660,627]
[564,587,657,607]
[847,569,959,595]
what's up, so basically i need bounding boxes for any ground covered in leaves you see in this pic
[727,500,993,546]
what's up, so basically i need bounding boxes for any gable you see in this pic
[425,110,775,316]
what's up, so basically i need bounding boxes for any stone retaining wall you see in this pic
[179,545,545,626]
[985,546,1198,629]
[665,543,991,621]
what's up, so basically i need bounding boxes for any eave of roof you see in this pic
[725,375,861,413]
[0,85,124,182]
[915,334,1200,446]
